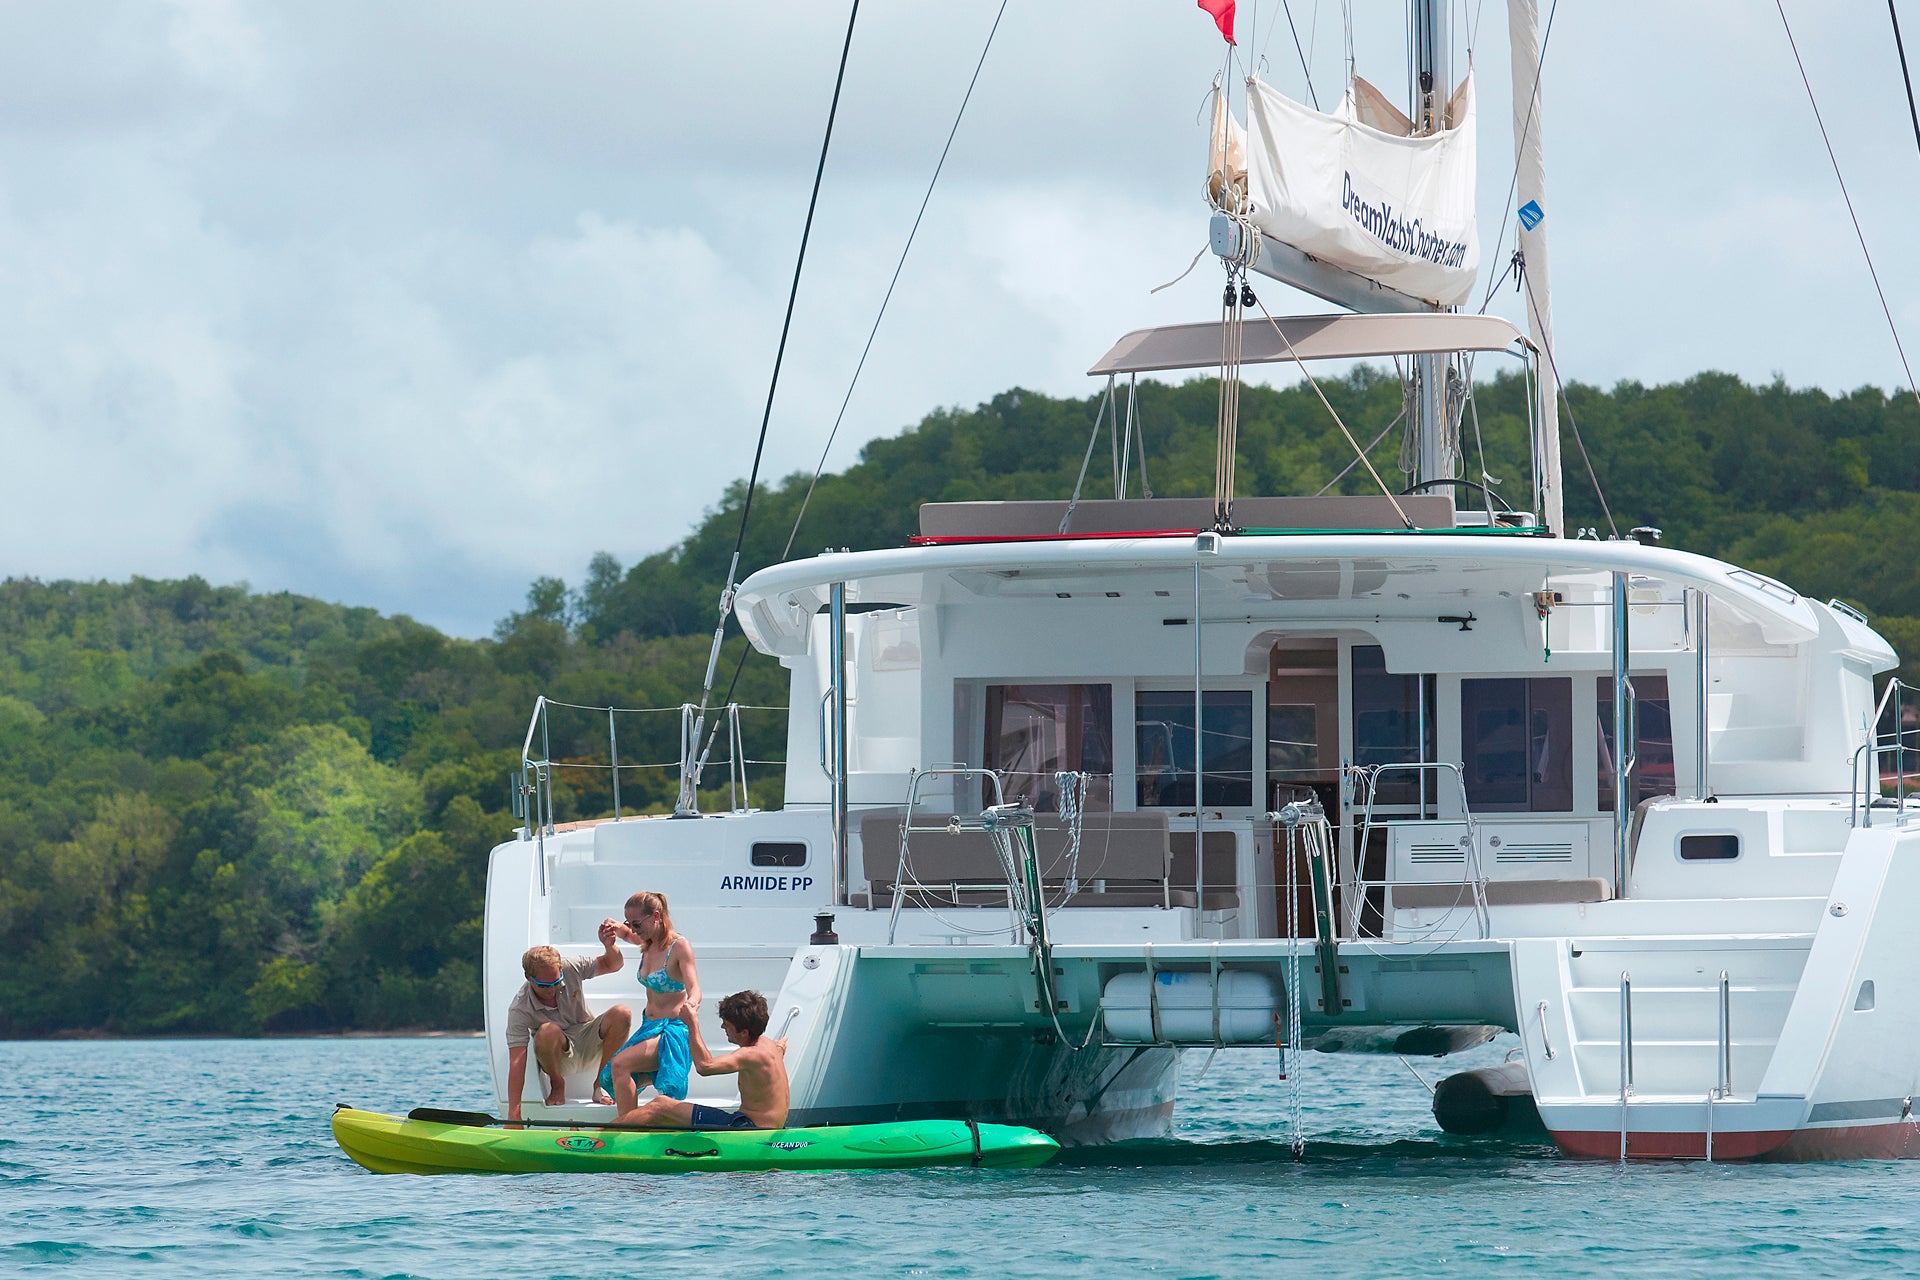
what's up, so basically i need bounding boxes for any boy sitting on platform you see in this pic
[617,990,788,1131]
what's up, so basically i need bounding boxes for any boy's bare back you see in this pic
[732,1035,789,1127]
[682,1002,791,1129]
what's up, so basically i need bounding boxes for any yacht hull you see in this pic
[1547,1118,1920,1162]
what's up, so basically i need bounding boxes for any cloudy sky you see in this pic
[2,1,1914,636]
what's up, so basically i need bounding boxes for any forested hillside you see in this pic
[0,579,785,1036]
[1,368,1913,1036]
[578,368,1920,669]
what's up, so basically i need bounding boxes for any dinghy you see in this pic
[330,1106,1059,1175]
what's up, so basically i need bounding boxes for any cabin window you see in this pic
[1461,678,1574,812]
[751,842,809,868]
[1679,833,1740,861]
[1351,645,1435,807]
[1598,676,1675,809]
[982,684,1113,812]
[1135,690,1255,808]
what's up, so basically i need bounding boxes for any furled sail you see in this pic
[1228,73,1480,308]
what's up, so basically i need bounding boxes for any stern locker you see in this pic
[1562,940,1810,1097]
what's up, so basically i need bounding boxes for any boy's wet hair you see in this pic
[718,990,770,1039]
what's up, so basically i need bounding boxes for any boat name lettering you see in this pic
[718,875,815,892]
[1340,171,1469,268]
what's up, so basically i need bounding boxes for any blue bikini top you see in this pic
[641,937,686,994]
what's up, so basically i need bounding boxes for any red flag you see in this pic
[1197,0,1236,46]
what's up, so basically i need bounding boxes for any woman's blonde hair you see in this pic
[625,890,674,940]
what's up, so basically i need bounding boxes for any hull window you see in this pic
[1678,833,1740,861]
[751,842,809,868]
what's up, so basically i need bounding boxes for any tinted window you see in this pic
[1462,678,1573,812]
[1351,645,1434,807]
[982,684,1113,812]
[1599,675,1675,809]
[1136,690,1254,808]
[1679,833,1740,861]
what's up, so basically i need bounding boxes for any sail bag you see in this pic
[1238,74,1479,307]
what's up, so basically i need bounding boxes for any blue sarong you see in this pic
[598,1016,691,1101]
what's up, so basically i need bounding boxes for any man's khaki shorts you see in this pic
[554,1011,615,1075]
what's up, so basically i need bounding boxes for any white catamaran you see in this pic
[481,2,1919,1159]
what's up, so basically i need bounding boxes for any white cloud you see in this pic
[0,1,1911,635]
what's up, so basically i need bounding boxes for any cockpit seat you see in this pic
[1392,878,1613,910]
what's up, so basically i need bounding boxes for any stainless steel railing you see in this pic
[1343,760,1489,940]
[1851,677,1916,829]
[886,766,1012,945]
[513,695,788,839]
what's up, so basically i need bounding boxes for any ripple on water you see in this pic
[6,1240,97,1262]
[4,1037,1920,1278]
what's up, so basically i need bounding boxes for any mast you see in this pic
[1508,0,1564,536]
[1410,0,1452,491]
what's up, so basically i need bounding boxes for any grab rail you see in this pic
[817,688,835,781]
[1851,677,1915,829]
[1619,970,1635,1162]
[1728,971,1743,1105]
[1707,969,1732,1162]
[1619,971,1635,1099]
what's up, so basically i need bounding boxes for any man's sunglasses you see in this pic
[529,974,566,989]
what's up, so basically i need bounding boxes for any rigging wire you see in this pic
[676,0,860,811]
[1892,1,1920,158]
[1251,297,1415,527]
[1313,400,1407,496]
[781,0,1013,561]
[1278,0,1322,110]
[1775,0,1920,410]
[1342,0,1356,85]
[727,0,859,587]
[694,1,1010,777]
[1281,815,1309,1158]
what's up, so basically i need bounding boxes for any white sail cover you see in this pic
[1242,74,1480,308]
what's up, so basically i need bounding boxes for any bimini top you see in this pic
[1088,313,1531,376]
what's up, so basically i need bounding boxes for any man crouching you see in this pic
[618,991,788,1131]
[505,938,632,1122]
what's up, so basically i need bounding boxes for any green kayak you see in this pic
[331,1107,1059,1175]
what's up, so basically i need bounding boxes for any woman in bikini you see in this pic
[599,891,702,1114]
